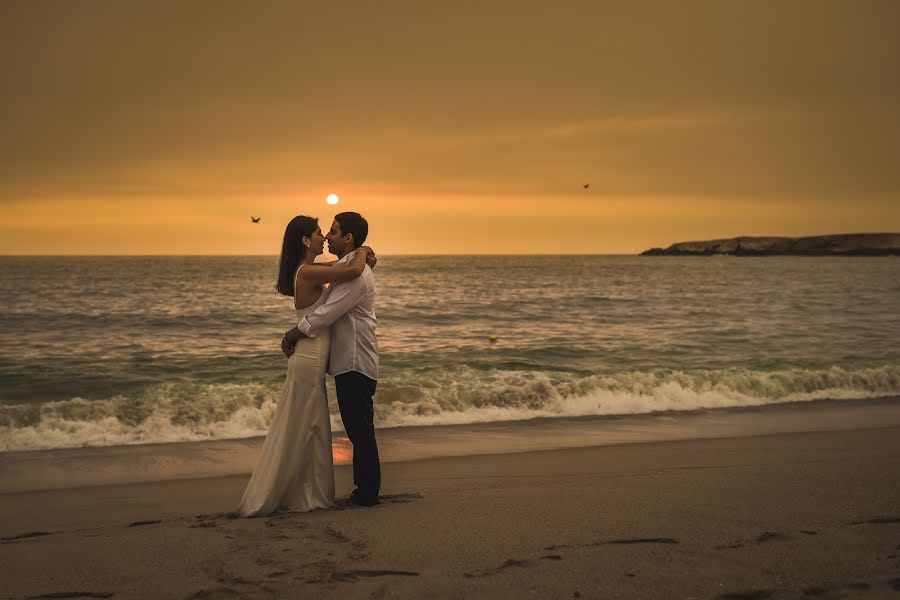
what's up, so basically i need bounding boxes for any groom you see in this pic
[281,212,381,506]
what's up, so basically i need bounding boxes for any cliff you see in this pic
[641,233,900,256]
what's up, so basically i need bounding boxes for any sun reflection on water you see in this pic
[332,436,353,464]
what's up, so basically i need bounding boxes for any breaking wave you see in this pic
[1,364,898,452]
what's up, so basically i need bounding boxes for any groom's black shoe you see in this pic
[349,489,379,507]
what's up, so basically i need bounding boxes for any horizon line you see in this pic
[0,252,641,258]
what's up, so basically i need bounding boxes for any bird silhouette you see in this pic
[250,216,261,223]
[583,183,590,189]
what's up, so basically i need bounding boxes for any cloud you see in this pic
[1,0,899,203]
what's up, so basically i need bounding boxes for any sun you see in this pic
[326,193,340,205]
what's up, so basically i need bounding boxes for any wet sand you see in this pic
[2,426,899,599]
[5,397,900,494]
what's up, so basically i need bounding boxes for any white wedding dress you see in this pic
[239,278,335,516]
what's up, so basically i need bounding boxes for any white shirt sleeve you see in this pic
[298,276,366,338]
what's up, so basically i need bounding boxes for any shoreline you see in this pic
[2,395,899,494]
[2,426,898,598]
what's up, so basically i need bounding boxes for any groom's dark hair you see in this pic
[334,212,368,247]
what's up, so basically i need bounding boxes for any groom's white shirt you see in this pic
[297,250,379,380]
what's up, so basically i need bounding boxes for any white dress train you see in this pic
[239,284,334,516]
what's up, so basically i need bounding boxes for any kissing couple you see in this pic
[239,211,381,516]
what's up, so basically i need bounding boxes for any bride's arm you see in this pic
[298,248,372,286]
[316,249,377,269]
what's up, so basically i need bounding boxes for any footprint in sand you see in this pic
[267,570,289,578]
[194,512,240,522]
[127,520,162,527]
[331,492,424,511]
[851,515,900,525]
[755,531,790,543]
[801,581,871,596]
[606,537,679,545]
[463,558,529,578]
[720,580,877,598]
[380,493,423,503]
[547,537,679,551]
[330,570,419,582]
[27,593,114,599]
[717,531,791,550]
[324,525,350,543]
[186,587,239,599]
[1,530,51,543]
[716,591,774,600]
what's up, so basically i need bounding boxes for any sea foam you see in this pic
[1,364,898,452]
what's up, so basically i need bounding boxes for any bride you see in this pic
[239,215,373,517]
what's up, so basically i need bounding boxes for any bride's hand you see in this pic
[360,246,377,269]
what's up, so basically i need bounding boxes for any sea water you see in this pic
[1,255,898,452]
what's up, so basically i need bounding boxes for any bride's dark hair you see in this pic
[276,215,319,297]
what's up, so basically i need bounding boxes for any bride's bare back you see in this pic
[294,249,371,309]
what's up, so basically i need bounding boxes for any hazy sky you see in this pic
[2,1,898,254]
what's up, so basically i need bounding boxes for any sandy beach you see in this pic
[4,2,900,598]
[2,424,899,599]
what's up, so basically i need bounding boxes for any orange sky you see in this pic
[1,1,898,255]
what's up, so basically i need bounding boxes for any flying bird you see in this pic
[583,183,590,189]
[251,216,261,223]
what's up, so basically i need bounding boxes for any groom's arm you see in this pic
[282,275,367,355]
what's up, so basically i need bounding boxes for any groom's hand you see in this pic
[281,335,295,358]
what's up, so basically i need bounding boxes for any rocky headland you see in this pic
[641,233,900,256]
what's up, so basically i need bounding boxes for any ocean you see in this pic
[1,255,898,453]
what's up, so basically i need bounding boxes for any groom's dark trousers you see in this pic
[335,371,380,499]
